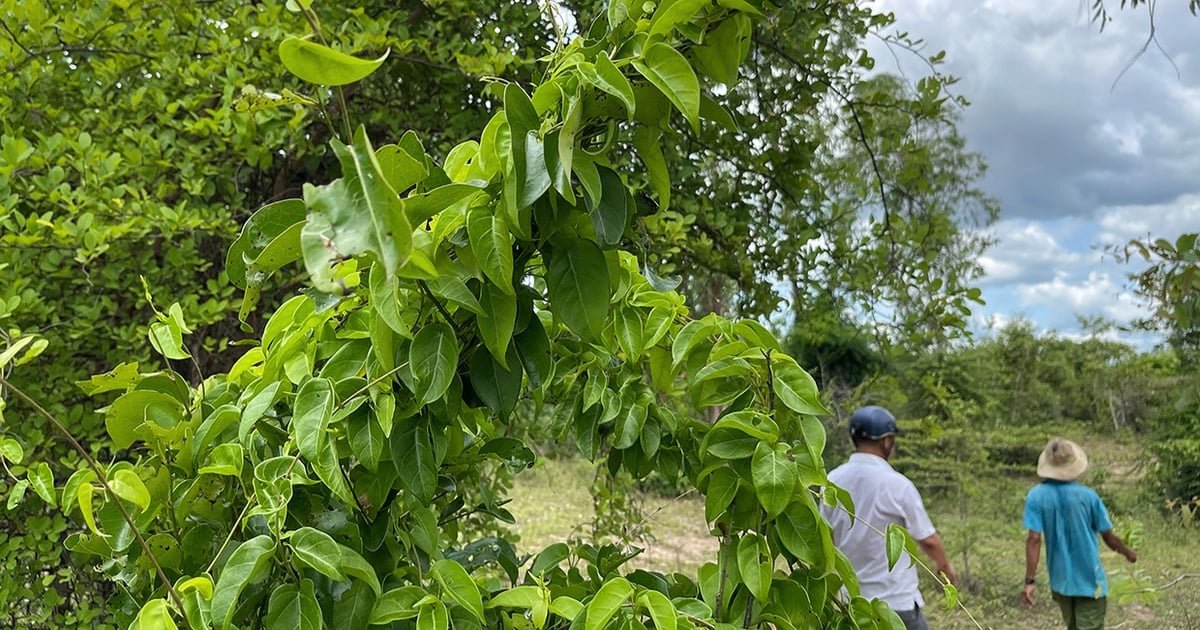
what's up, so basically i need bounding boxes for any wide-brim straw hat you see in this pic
[1037,437,1088,481]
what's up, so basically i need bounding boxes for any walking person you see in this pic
[820,405,957,630]
[1021,437,1138,630]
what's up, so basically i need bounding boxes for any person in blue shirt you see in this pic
[1022,438,1137,630]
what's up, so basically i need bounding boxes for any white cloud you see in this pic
[1096,194,1200,244]
[976,220,1085,284]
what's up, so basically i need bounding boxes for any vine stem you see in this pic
[0,375,190,627]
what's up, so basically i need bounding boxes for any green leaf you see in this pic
[403,183,481,226]
[333,580,377,629]
[265,579,322,630]
[75,362,142,396]
[488,585,542,609]
[468,344,523,418]
[736,533,772,601]
[293,377,335,461]
[942,581,959,610]
[390,419,438,504]
[432,558,485,623]
[370,586,428,624]
[771,358,828,415]
[0,438,24,464]
[110,469,151,510]
[199,443,245,477]
[545,240,610,341]
[347,413,385,472]
[637,590,676,630]
[530,542,570,576]
[691,13,751,86]
[477,283,518,367]
[105,390,185,450]
[505,84,550,208]
[671,319,719,367]
[589,167,629,249]
[301,127,412,291]
[149,318,191,361]
[410,322,460,405]
[375,143,428,195]
[800,413,827,470]
[579,53,636,120]
[751,443,796,518]
[418,600,449,630]
[550,596,584,620]
[279,36,389,86]
[290,527,346,581]
[226,199,307,293]
[314,437,357,508]
[467,203,515,293]
[6,479,28,510]
[514,316,553,388]
[339,544,383,596]
[776,498,823,567]
[29,462,55,504]
[586,577,634,630]
[632,127,671,211]
[704,467,739,523]
[133,599,179,630]
[211,536,276,630]
[650,0,709,37]
[632,43,700,131]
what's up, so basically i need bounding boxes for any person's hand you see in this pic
[939,565,958,586]
[1021,584,1036,608]
[1123,548,1138,563]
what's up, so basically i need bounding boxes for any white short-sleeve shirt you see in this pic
[820,452,937,611]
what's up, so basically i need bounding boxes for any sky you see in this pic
[869,0,1200,349]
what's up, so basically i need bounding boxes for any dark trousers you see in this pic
[895,604,929,630]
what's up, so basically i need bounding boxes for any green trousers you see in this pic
[1051,592,1107,630]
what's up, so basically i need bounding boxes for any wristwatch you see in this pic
[1024,577,1036,585]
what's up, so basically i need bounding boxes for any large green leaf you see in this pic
[369,586,428,624]
[505,84,550,208]
[301,127,412,292]
[264,579,322,630]
[226,198,306,309]
[632,127,671,211]
[514,316,553,388]
[332,580,376,629]
[736,533,771,601]
[704,467,739,523]
[347,413,385,471]
[468,345,523,418]
[375,143,427,195]
[132,599,178,630]
[467,203,515,293]
[410,322,459,405]
[279,36,389,86]
[585,577,634,630]
[649,0,710,37]
[390,418,438,504]
[431,559,485,623]
[776,498,823,568]
[477,283,517,367]
[105,390,185,450]
[751,443,796,518]
[211,536,276,630]
[589,167,629,249]
[771,358,828,415]
[417,600,449,630]
[632,43,700,131]
[637,590,677,630]
[690,13,751,86]
[293,377,335,461]
[339,544,383,596]
[289,527,346,581]
[545,240,610,341]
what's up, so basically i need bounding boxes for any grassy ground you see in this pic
[507,434,1200,629]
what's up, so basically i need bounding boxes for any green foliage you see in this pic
[0,2,959,629]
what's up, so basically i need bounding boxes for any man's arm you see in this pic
[1022,531,1041,607]
[917,533,957,585]
[1101,529,1138,563]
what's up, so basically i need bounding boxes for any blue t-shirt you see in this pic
[1023,480,1113,598]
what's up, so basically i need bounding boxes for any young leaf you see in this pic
[487,585,542,610]
[410,322,459,405]
[431,559,485,623]
[751,443,797,518]
[632,43,700,131]
[6,479,28,511]
[264,579,322,630]
[279,36,389,86]
[28,463,54,505]
[0,437,23,464]
[133,598,179,630]
[109,469,151,511]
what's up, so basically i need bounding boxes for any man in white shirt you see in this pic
[820,405,957,630]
